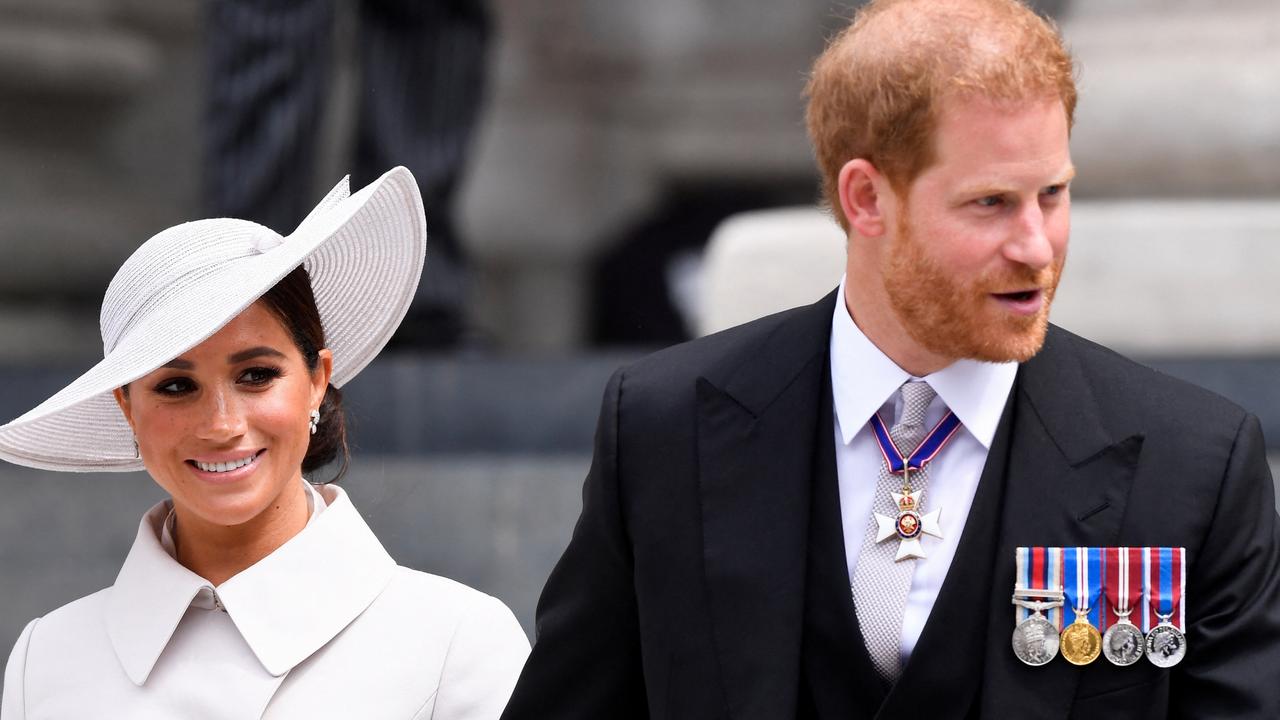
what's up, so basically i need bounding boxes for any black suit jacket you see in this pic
[502,290,1280,720]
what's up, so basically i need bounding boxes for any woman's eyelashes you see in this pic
[238,366,283,387]
[149,366,284,397]
[152,377,196,397]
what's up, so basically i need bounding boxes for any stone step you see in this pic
[696,201,1280,356]
[1053,201,1280,355]
[0,20,157,99]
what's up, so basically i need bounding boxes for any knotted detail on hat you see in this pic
[251,233,285,254]
[100,219,283,354]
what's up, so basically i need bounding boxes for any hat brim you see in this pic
[0,167,426,472]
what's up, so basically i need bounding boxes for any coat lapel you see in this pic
[697,290,837,720]
[979,327,1145,718]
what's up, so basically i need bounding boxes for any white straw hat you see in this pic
[0,166,426,473]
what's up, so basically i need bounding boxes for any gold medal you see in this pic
[1060,610,1102,665]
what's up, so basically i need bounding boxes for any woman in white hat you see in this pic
[0,168,530,718]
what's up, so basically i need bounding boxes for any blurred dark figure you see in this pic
[204,0,491,349]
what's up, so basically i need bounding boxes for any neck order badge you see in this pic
[1061,547,1103,665]
[868,410,962,561]
[1145,547,1187,667]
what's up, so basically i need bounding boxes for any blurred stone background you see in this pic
[0,0,1278,663]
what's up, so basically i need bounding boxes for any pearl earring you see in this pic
[309,409,320,435]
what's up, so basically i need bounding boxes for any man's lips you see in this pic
[990,288,1044,315]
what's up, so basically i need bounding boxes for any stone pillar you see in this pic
[0,0,200,361]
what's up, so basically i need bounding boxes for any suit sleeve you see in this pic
[1,618,37,720]
[501,369,650,720]
[1173,413,1280,719]
[428,594,531,720]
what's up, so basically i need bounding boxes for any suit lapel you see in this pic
[697,291,837,720]
[979,328,1145,718]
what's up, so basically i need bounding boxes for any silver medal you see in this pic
[1146,623,1187,668]
[1102,619,1145,666]
[1012,613,1060,666]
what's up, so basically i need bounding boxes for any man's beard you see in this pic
[882,216,1064,364]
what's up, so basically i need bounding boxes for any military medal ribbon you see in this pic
[1103,546,1143,629]
[1144,546,1188,667]
[1101,546,1147,666]
[1016,546,1064,629]
[1011,546,1066,666]
[1065,546,1103,627]
[1144,547,1185,631]
[1061,546,1103,665]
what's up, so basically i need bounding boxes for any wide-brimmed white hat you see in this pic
[0,166,426,473]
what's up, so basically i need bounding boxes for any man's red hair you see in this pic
[805,0,1077,231]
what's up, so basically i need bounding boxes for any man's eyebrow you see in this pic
[957,166,1077,198]
[227,346,288,364]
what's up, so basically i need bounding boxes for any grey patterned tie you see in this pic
[851,380,938,682]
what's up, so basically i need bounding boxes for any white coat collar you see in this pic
[106,484,397,685]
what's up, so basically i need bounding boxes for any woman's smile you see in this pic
[187,449,267,482]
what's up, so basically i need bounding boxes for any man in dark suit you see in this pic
[501,1,1280,717]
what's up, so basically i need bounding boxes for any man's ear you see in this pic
[112,387,134,430]
[837,158,890,238]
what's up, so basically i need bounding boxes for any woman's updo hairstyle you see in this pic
[259,265,349,482]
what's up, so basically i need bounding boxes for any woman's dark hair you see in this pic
[259,265,349,482]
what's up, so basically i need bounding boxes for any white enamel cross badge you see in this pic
[874,488,943,561]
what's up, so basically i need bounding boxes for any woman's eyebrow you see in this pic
[227,346,287,364]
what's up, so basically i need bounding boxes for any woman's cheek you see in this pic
[250,391,307,448]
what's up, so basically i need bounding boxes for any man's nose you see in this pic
[196,386,247,442]
[1003,203,1055,270]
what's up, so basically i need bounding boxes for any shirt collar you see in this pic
[830,275,1017,448]
[106,484,397,685]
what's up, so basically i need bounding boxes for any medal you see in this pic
[1012,599,1063,666]
[1145,547,1187,668]
[1101,547,1146,666]
[1011,546,1065,666]
[1060,546,1102,666]
[868,410,961,561]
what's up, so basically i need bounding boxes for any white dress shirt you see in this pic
[2,482,530,719]
[830,276,1016,667]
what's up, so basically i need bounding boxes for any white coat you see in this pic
[0,484,530,719]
